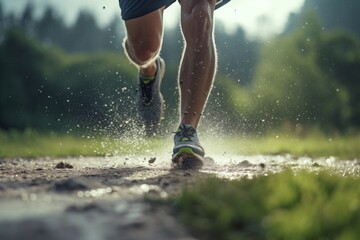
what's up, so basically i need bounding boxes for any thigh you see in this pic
[125,8,164,48]
[179,0,216,36]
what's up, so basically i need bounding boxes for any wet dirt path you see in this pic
[0,155,359,239]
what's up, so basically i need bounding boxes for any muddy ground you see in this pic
[0,154,359,240]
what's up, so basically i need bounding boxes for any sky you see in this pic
[1,0,305,39]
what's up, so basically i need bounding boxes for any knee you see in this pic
[123,36,160,65]
[181,0,215,40]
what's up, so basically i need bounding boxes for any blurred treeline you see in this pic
[0,0,360,136]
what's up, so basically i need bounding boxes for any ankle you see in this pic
[140,61,157,77]
[179,122,197,130]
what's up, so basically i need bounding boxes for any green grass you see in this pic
[0,129,164,158]
[205,134,360,159]
[175,171,360,240]
[0,129,359,159]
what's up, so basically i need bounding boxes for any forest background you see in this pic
[1,0,360,138]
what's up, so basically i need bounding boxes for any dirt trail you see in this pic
[0,155,359,239]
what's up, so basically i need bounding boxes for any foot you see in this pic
[172,124,205,169]
[136,57,165,128]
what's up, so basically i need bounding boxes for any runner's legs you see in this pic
[178,0,217,128]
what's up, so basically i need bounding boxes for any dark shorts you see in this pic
[118,0,231,21]
[119,0,176,20]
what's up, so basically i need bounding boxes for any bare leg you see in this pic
[123,9,165,76]
[178,0,217,128]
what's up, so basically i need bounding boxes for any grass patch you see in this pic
[176,171,360,240]
[204,134,360,159]
[0,129,164,158]
[1,129,359,159]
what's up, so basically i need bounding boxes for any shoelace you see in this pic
[139,80,154,105]
[175,125,196,142]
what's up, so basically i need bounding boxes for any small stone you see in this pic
[148,157,156,164]
[237,160,252,167]
[312,163,322,167]
[66,203,102,213]
[53,178,88,192]
[55,162,73,169]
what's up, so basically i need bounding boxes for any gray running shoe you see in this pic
[136,57,165,127]
[172,124,205,169]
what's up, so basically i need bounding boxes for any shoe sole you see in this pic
[172,147,204,170]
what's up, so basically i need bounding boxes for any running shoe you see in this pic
[136,57,165,127]
[172,124,205,169]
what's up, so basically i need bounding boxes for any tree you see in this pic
[285,0,360,38]
[319,32,360,126]
[0,28,137,132]
[35,7,67,46]
[66,11,106,52]
[0,29,56,129]
[240,14,352,132]
[20,3,35,33]
[215,24,259,86]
